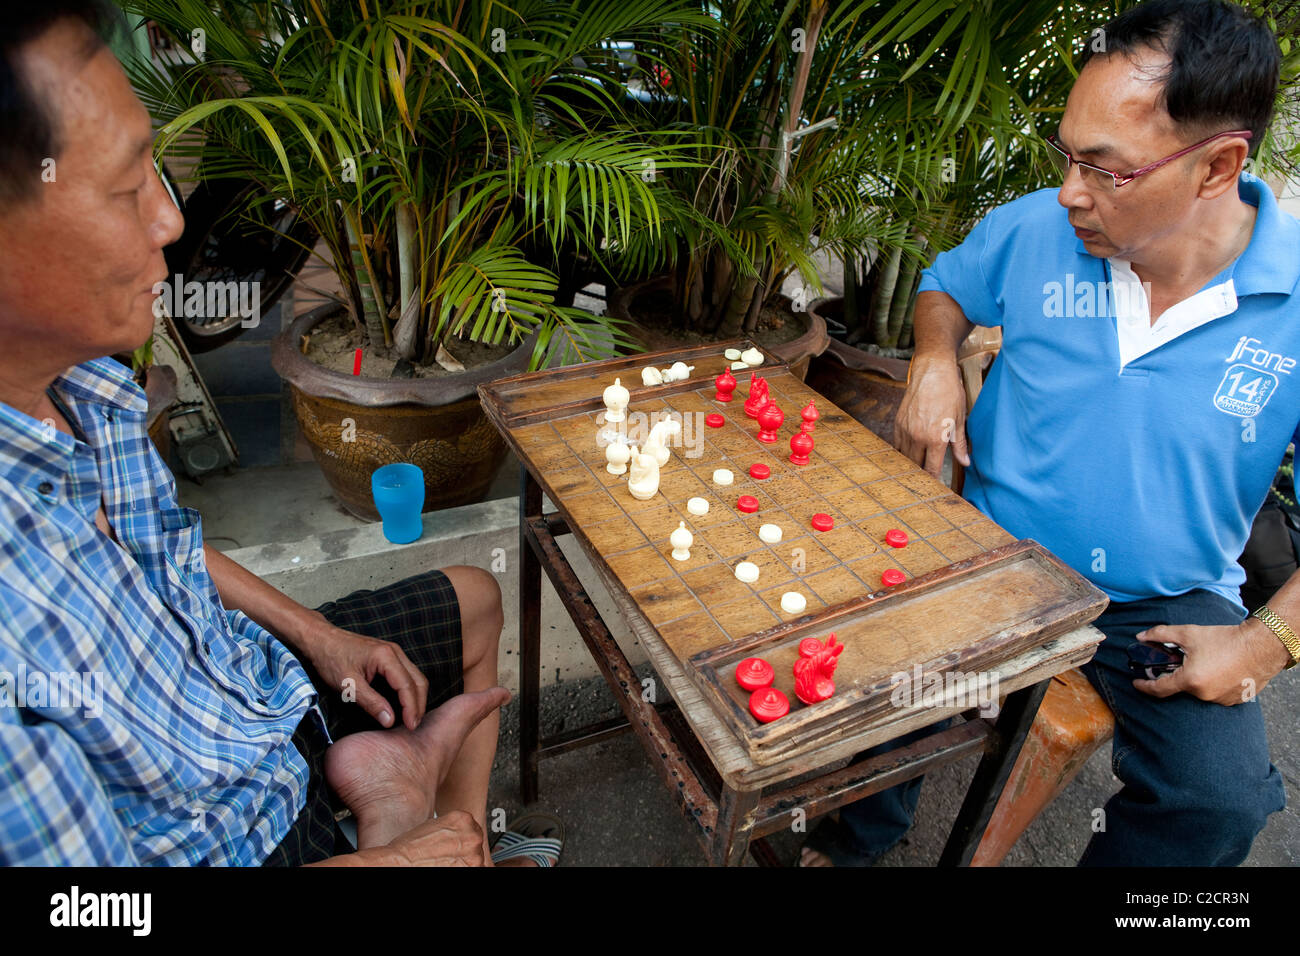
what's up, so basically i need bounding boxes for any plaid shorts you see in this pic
[261,568,465,866]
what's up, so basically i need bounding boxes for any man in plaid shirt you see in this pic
[0,2,518,866]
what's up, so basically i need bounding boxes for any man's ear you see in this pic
[1198,137,1253,200]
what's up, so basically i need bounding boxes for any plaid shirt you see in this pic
[0,357,317,865]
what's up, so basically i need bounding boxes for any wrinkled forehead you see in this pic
[16,19,151,176]
[1062,49,1181,160]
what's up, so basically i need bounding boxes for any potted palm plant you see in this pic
[123,0,708,517]
[606,0,858,379]
[802,0,1098,442]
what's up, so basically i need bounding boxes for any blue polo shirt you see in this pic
[918,172,1300,611]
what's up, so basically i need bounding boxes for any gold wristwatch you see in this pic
[1251,605,1300,670]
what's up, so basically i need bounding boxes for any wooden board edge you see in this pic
[688,555,1109,760]
[479,341,790,427]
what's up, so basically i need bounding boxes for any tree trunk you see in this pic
[842,252,860,338]
[717,273,759,339]
[885,250,920,347]
[870,243,904,347]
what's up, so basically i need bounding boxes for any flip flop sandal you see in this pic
[797,815,882,868]
[491,810,564,867]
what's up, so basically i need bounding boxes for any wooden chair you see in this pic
[943,326,1116,866]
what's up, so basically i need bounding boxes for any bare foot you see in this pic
[799,847,833,867]
[324,687,510,848]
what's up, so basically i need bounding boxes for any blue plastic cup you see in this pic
[371,463,425,544]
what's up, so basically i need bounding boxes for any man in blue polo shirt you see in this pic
[803,0,1297,866]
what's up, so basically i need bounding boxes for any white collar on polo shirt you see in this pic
[1109,257,1237,369]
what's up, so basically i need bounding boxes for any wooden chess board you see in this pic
[480,342,1107,764]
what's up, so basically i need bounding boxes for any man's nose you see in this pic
[148,168,186,249]
[1056,164,1092,212]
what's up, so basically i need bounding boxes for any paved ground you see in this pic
[485,666,1298,867]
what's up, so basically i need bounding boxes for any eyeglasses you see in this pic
[1045,129,1253,191]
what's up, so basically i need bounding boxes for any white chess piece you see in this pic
[724,348,743,361]
[603,377,629,423]
[605,440,631,475]
[627,448,660,500]
[686,496,710,516]
[643,418,681,468]
[740,347,763,366]
[780,592,807,614]
[734,561,760,584]
[670,521,693,561]
[642,366,664,386]
[667,361,694,382]
[659,366,677,383]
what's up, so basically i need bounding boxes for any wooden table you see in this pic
[479,342,1107,865]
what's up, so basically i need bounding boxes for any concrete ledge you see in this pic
[227,496,647,694]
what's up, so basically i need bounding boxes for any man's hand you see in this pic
[894,355,971,478]
[311,811,486,867]
[1132,617,1293,705]
[296,612,429,730]
[388,812,486,867]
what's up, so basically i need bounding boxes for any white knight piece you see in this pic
[627,448,660,500]
[642,418,681,468]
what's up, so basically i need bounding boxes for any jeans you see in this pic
[837,589,1287,865]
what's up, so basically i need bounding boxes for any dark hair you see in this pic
[1080,0,1280,153]
[0,0,114,204]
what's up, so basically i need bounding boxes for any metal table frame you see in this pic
[515,466,1057,866]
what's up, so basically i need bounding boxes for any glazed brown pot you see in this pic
[608,275,829,381]
[804,297,911,446]
[272,304,534,520]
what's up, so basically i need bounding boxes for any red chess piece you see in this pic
[800,401,820,432]
[798,637,825,659]
[749,687,789,723]
[793,633,844,705]
[744,374,770,419]
[714,368,737,403]
[735,657,775,691]
[757,402,784,443]
[789,429,813,466]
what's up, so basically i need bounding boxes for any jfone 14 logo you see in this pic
[1214,337,1295,418]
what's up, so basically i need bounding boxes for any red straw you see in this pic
[352,348,362,375]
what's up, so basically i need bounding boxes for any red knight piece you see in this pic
[744,374,770,419]
[793,633,844,705]
[789,429,813,466]
[800,401,820,432]
[757,401,784,443]
[714,368,737,403]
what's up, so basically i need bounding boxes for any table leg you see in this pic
[712,784,762,867]
[937,678,1050,866]
[519,465,543,804]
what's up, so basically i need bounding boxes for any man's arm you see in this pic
[202,544,429,729]
[894,290,975,477]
